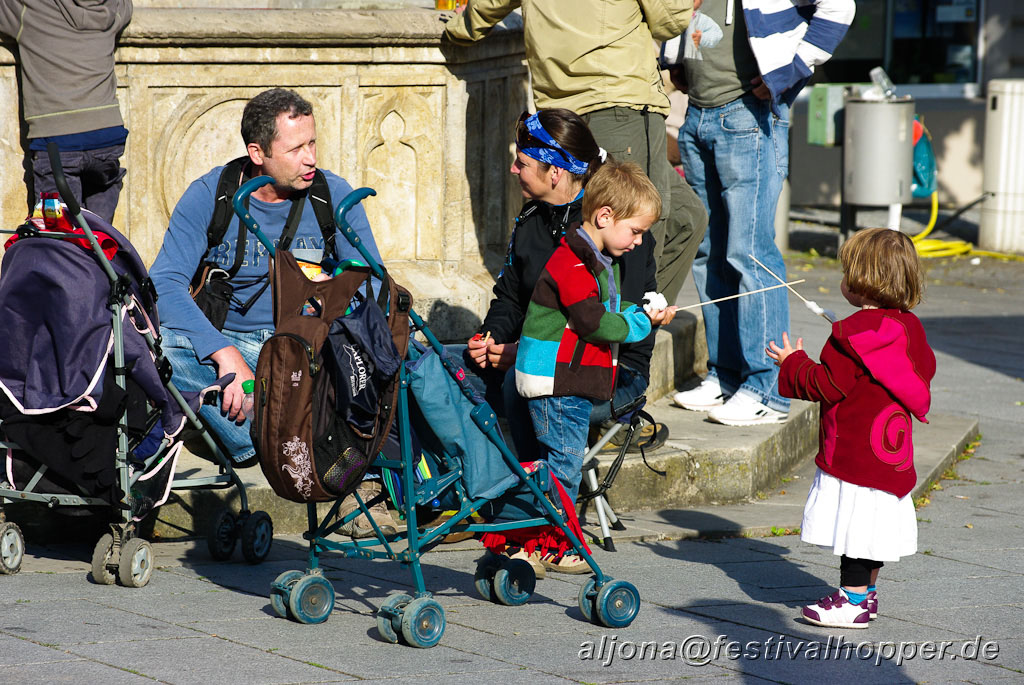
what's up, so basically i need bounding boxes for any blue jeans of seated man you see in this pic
[679,94,791,413]
[160,326,272,463]
[528,395,593,503]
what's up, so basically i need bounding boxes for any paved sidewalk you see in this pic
[2,223,1022,683]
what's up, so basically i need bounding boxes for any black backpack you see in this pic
[188,156,338,329]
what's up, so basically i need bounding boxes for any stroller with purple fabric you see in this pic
[0,145,272,585]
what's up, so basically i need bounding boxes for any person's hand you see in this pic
[693,0,702,9]
[209,345,255,422]
[766,331,803,367]
[668,65,688,93]
[647,306,679,326]
[486,341,518,372]
[691,29,703,49]
[750,75,771,100]
[466,334,490,369]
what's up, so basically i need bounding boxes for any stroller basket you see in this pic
[235,177,642,646]
[0,144,274,584]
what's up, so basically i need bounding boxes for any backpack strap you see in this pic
[205,155,251,278]
[205,161,336,273]
[308,169,338,261]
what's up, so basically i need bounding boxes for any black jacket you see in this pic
[481,197,658,381]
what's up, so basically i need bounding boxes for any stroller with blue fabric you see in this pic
[0,145,273,585]
[238,177,641,647]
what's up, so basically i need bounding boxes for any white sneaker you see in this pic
[801,589,870,628]
[707,393,787,426]
[673,378,729,411]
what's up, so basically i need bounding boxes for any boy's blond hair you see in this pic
[839,228,924,310]
[582,160,661,223]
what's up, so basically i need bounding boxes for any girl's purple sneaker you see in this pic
[801,589,870,629]
[866,590,878,619]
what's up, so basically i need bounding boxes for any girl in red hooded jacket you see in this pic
[768,228,936,629]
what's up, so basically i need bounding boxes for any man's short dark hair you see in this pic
[241,88,313,156]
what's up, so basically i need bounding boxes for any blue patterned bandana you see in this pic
[521,113,589,175]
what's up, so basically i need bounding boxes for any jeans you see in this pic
[32,145,126,224]
[160,326,273,463]
[679,94,791,412]
[528,395,593,503]
[584,107,708,304]
[588,363,648,425]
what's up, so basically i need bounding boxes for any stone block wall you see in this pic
[0,6,528,339]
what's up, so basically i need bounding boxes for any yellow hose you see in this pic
[910,191,1024,261]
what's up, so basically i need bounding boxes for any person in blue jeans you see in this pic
[151,88,395,537]
[152,88,381,465]
[670,0,855,426]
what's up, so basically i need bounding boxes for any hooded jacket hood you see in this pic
[832,308,934,422]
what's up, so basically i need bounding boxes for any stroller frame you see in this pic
[0,144,272,584]
[235,178,641,646]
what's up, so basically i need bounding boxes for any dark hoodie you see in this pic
[778,308,936,498]
[0,0,132,138]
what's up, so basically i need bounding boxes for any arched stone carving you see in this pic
[359,87,442,262]
[156,94,248,218]
[366,110,416,258]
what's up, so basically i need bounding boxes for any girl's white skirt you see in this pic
[801,467,917,561]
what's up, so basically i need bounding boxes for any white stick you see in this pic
[748,253,836,323]
[748,253,810,304]
[677,280,805,311]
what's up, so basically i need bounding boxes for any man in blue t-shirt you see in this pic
[150,88,382,473]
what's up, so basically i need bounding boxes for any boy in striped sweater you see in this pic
[514,161,675,535]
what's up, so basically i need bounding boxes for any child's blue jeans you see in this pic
[527,395,593,503]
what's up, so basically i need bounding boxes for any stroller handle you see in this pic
[332,187,380,279]
[45,142,119,286]
[232,176,277,255]
[46,143,82,217]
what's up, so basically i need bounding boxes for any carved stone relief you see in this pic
[358,87,442,262]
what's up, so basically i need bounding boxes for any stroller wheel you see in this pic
[288,574,335,624]
[0,521,25,575]
[240,511,273,564]
[595,579,640,629]
[493,559,536,606]
[400,597,445,648]
[90,533,116,585]
[376,593,412,644]
[473,554,503,602]
[207,509,238,561]
[118,537,154,588]
[269,570,304,619]
[577,577,598,622]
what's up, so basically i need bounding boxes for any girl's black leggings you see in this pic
[840,555,884,587]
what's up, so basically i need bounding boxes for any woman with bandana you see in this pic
[464,109,676,575]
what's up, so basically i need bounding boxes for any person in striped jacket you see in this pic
[512,161,674,571]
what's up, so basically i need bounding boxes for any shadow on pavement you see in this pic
[921,315,1024,379]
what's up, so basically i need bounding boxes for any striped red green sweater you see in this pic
[515,229,651,400]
